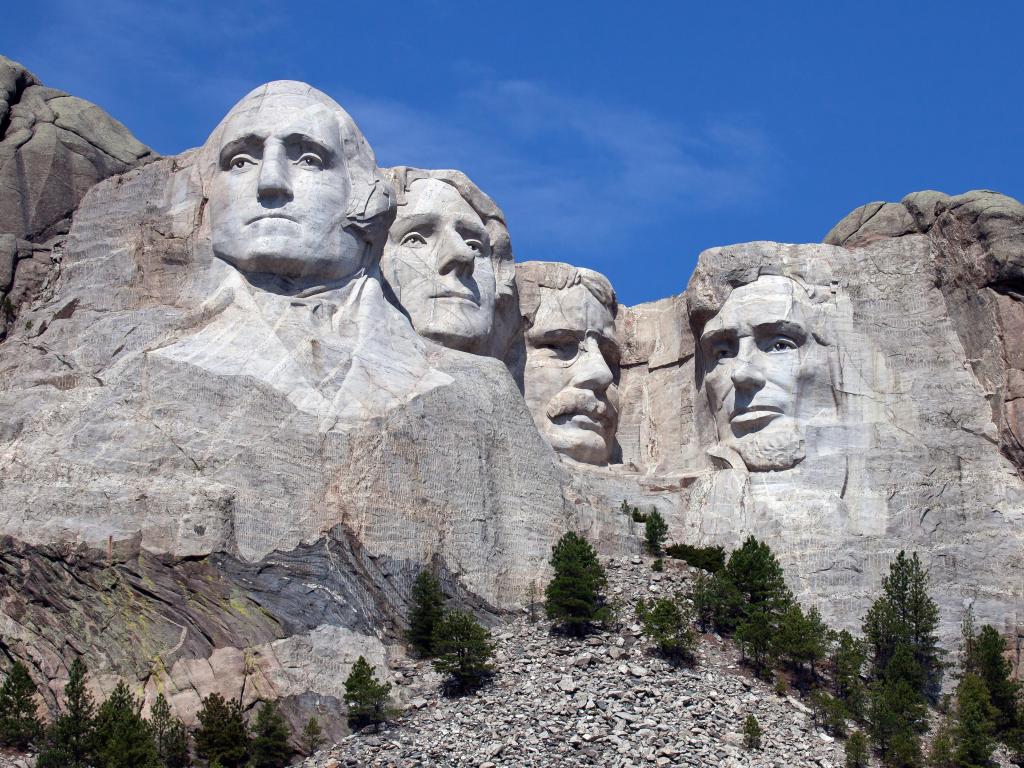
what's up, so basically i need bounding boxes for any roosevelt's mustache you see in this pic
[547,390,617,426]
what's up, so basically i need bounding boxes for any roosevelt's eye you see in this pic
[401,232,428,247]
[229,155,256,170]
[766,337,798,353]
[297,152,323,169]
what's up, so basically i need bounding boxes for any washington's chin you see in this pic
[546,420,614,465]
[215,244,360,282]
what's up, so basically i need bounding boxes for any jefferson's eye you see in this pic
[767,338,797,353]
[230,155,255,170]
[401,232,427,247]
[297,153,323,168]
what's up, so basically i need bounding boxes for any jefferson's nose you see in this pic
[436,229,476,276]
[571,336,613,392]
[257,144,293,202]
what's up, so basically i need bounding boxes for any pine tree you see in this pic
[778,603,829,687]
[742,714,762,750]
[809,690,848,737]
[431,610,495,693]
[301,716,324,754]
[193,692,249,768]
[963,625,1020,735]
[863,551,942,698]
[845,730,869,768]
[714,536,793,634]
[644,510,668,555]
[0,661,42,749]
[544,532,610,635]
[249,700,292,768]
[952,674,997,768]
[37,657,97,768]
[406,570,445,657]
[93,681,159,768]
[928,714,955,768]
[689,571,717,632]
[343,657,393,730]
[867,647,927,764]
[636,593,697,664]
[149,694,190,768]
[735,607,777,676]
[832,630,868,717]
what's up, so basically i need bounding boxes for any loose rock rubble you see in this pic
[306,557,864,768]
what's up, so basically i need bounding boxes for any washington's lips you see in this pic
[729,404,783,426]
[246,213,298,224]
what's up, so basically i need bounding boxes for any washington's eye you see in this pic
[297,152,323,168]
[767,337,797,353]
[230,155,255,170]
[401,232,427,247]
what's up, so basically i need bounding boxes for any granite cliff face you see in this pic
[0,68,1021,734]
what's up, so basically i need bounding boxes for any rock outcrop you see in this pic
[0,68,1021,738]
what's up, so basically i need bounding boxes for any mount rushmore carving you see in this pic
[0,63,1021,729]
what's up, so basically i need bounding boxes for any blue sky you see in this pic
[4,1,1022,306]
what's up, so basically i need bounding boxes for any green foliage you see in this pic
[0,661,43,749]
[644,510,668,554]
[928,715,955,768]
[845,730,869,768]
[688,571,717,632]
[301,716,324,755]
[37,657,97,768]
[742,714,762,750]
[773,677,787,696]
[431,610,495,694]
[867,647,927,765]
[343,657,393,730]
[961,623,1020,735]
[809,690,848,737]
[863,551,943,699]
[832,630,868,718]
[93,681,159,768]
[715,536,793,635]
[249,700,292,768]
[406,570,445,657]
[777,603,830,686]
[952,674,997,768]
[544,532,610,635]
[149,694,190,768]
[663,543,726,573]
[735,607,778,676]
[636,593,697,665]
[651,558,663,572]
[631,509,647,523]
[194,692,249,768]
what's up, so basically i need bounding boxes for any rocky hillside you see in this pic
[303,556,936,768]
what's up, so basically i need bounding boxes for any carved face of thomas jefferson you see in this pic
[699,275,832,470]
[208,89,366,286]
[382,178,497,352]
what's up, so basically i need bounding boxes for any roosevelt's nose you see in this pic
[436,228,476,277]
[571,336,614,392]
[257,144,293,203]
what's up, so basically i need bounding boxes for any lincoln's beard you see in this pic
[709,416,805,472]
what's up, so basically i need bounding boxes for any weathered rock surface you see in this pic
[0,56,154,339]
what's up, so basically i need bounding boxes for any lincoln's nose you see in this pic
[730,359,766,390]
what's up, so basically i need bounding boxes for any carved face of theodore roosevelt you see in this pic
[522,269,620,465]
[207,86,372,287]
[382,178,497,352]
[699,275,831,471]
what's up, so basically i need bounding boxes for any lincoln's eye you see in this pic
[401,232,427,247]
[465,239,484,254]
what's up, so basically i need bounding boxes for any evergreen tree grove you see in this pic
[0,661,42,749]
[37,657,97,768]
[953,674,998,768]
[149,693,190,768]
[431,610,495,693]
[406,570,445,657]
[93,681,159,768]
[343,656,393,730]
[963,623,1020,736]
[249,700,293,768]
[194,692,249,768]
[544,532,610,635]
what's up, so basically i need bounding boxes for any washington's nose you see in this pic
[257,145,293,202]
[571,336,614,391]
[436,229,476,276]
